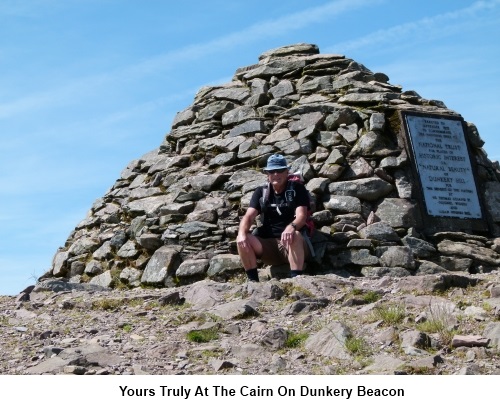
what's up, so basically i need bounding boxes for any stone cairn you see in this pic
[44,43,500,290]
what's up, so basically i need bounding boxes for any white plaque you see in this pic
[405,115,482,219]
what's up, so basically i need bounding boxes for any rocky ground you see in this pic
[1,270,500,375]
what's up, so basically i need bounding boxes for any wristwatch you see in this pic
[290,223,297,230]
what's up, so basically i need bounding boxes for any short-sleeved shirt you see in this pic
[249,181,310,238]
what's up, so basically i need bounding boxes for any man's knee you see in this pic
[238,234,262,256]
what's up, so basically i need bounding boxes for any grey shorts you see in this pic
[255,236,310,265]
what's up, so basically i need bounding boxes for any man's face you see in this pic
[267,168,288,191]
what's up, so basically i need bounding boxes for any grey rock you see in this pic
[329,177,393,201]
[258,43,319,60]
[243,59,307,80]
[369,113,386,131]
[269,80,294,99]
[466,122,485,148]
[126,195,173,217]
[297,75,332,93]
[230,343,265,359]
[183,280,231,309]
[282,297,330,315]
[141,245,182,286]
[456,364,482,375]
[324,108,359,130]
[137,233,162,251]
[358,222,400,243]
[361,267,411,277]
[363,355,405,374]
[437,240,500,266]
[335,249,379,267]
[172,107,196,128]
[379,246,416,270]
[304,321,352,360]
[208,299,259,320]
[338,92,399,105]
[288,112,324,132]
[400,330,431,349]
[438,256,473,272]
[260,328,288,349]
[68,238,100,256]
[451,335,489,348]
[337,123,359,144]
[207,254,244,281]
[119,267,142,287]
[349,131,398,158]
[117,240,139,259]
[483,181,500,222]
[483,322,500,348]
[398,274,477,293]
[262,128,291,144]
[33,280,109,293]
[402,236,437,259]
[324,195,362,213]
[188,174,230,192]
[306,177,330,194]
[198,101,235,122]
[52,251,69,277]
[89,271,113,288]
[415,260,448,275]
[317,131,343,147]
[176,259,210,278]
[375,198,419,228]
[394,170,412,198]
[347,239,372,248]
[211,86,250,103]
[222,106,257,126]
[463,305,488,321]
[92,241,113,260]
[341,157,373,179]
[211,359,235,371]
[84,260,103,276]
[109,231,128,249]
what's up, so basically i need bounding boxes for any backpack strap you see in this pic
[258,182,271,225]
[284,180,296,205]
[259,182,270,210]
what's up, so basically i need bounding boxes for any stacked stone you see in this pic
[46,43,500,290]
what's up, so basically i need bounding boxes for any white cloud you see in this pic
[126,0,383,76]
[0,0,382,120]
[325,0,500,54]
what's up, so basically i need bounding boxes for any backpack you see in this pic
[259,171,316,237]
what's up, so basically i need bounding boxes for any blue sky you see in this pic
[1,0,499,295]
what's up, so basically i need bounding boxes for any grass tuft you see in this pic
[416,304,456,346]
[285,332,309,348]
[362,291,381,303]
[186,328,219,343]
[372,303,406,326]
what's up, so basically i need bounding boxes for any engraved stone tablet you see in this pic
[404,114,482,219]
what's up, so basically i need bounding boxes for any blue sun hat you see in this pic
[263,154,291,172]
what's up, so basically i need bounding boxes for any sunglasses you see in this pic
[266,168,287,174]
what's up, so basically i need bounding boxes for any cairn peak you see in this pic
[258,43,320,61]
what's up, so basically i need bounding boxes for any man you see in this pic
[237,154,310,281]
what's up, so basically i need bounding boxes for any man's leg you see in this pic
[288,231,306,277]
[237,233,263,281]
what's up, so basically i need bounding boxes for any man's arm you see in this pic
[281,205,308,247]
[237,207,259,240]
[291,205,307,230]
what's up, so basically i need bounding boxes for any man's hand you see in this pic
[281,224,295,248]
[237,233,250,251]
[237,208,259,252]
